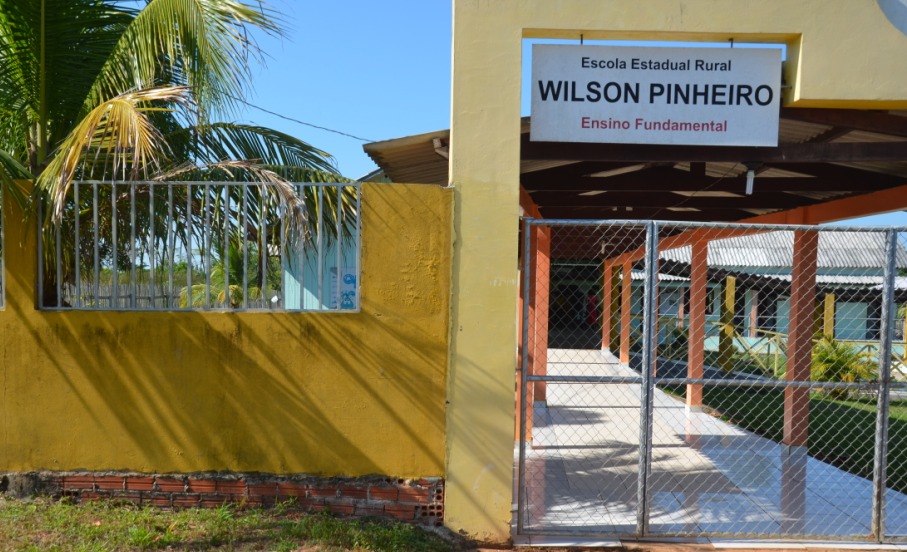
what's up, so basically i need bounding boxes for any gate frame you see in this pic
[516,218,906,542]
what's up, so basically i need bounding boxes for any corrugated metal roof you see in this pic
[630,272,888,286]
[362,129,449,185]
[661,231,907,270]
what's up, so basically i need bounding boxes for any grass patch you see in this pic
[0,497,454,551]
[671,384,907,493]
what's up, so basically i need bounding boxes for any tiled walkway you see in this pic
[519,349,907,541]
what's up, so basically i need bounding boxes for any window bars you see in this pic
[39,181,360,312]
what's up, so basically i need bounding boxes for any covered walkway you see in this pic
[518,349,907,541]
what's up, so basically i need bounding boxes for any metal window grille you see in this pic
[39,181,360,312]
[517,219,907,543]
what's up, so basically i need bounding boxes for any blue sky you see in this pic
[240,1,906,226]
[241,1,451,180]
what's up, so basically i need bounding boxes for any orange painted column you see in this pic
[687,241,708,408]
[602,263,614,350]
[531,224,551,403]
[609,268,621,354]
[784,230,819,448]
[620,261,633,363]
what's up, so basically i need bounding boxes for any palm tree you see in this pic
[0,0,354,306]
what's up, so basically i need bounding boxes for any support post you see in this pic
[516,219,533,533]
[602,263,614,350]
[718,276,737,372]
[687,240,708,408]
[872,229,897,540]
[530,224,550,403]
[610,267,621,354]
[620,260,633,364]
[677,288,686,328]
[784,230,819,448]
[636,221,659,536]
[823,293,836,339]
[748,289,759,338]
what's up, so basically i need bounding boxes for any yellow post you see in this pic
[718,276,737,372]
[824,293,836,339]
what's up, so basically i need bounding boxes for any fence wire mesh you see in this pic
[518,219,907,542]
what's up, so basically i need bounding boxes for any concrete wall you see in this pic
[447,0,907,541]
[0,182,451,479]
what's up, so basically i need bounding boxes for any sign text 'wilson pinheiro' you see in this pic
[530,44,782,146]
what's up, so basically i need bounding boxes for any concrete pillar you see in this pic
[620,261,633,364]
[687,241,708,408]
[718,276,737,372]
[784,230,819,448]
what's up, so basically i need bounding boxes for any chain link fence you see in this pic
[517,219,907,542]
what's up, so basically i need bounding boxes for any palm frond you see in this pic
[0,148,32,208]
[85,0,282,120]
[168,122,339,177]
[0,0,134,171]
[38,85,192,221]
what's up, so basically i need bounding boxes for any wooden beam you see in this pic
[784,231,819,448]
[539,206,769,221]
[687,241,707,408]
[780,108,907,138]
[759,162,906,185]
[742,181,907,225]
[519,160,636,180]
[531,191,821,209]
[519,186,543,220]
[522,169,897,193]
[522,137,907,163]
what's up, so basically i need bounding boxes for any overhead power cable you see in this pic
[228,94,376,143]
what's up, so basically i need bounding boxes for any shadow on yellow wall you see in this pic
[0,183,451,478]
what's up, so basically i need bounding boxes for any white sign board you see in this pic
[530,45,782,146]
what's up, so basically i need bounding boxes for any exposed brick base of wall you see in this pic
[0,472,445,526]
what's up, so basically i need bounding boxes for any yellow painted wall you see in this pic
[0,183,450,478]
[446,0,907,542]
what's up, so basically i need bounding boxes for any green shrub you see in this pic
[811,337,877,400]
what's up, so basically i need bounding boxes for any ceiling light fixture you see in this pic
[744,162,760,195]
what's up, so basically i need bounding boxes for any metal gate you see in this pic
[516,219,907,542]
